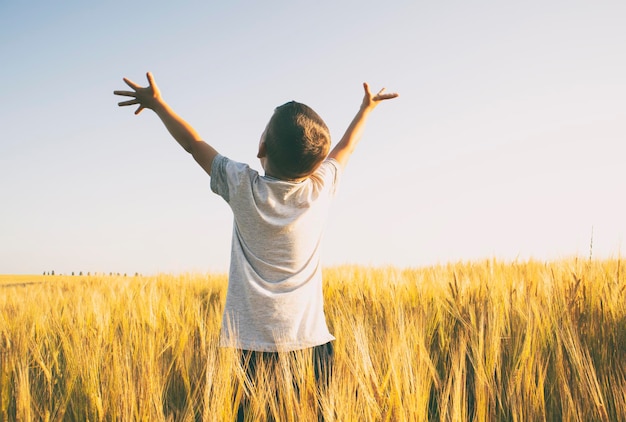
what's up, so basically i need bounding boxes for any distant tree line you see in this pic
[43,271,142,277]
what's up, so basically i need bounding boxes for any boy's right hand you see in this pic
[114,72,163,115]
[360,82,399,112]
[328,82,398,169]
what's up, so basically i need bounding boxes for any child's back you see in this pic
[210,153,340,351]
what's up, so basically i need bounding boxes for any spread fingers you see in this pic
[117,99,139,107]
[114,90,137,97]
[122,77,140,90]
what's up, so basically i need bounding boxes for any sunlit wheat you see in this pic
[1,258,624,420]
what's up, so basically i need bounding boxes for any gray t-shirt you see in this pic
[210,154,340,351]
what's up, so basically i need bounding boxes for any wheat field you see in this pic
[1,258,625,421]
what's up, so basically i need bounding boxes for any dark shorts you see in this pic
[236,341,334,421]
[240,341,334,387]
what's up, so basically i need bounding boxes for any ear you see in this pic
[257,140,267,158]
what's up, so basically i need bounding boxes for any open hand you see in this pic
[114,72,162,115]
[361,82,399,111]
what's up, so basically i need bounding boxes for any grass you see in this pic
[1,258,625,421]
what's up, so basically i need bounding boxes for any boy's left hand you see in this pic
[114,72,162,115]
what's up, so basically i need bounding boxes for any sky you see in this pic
[1,1,625,275]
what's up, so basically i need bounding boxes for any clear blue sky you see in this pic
[1,1,625,275]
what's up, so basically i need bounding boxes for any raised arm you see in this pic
[114,72,218,176]
[328,82,398,170]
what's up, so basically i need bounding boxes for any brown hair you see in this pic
[264,101,331,179]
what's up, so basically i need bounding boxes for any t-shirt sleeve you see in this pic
[210,154,230,201]
[210,154,255,203]
[319,158,342,196]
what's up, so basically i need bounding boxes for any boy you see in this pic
[114,73,398,417]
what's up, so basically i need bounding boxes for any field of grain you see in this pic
[1,259,625,421]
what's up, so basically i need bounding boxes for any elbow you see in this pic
[184,138,201,154]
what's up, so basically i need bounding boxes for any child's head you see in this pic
[259,101,330,180]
